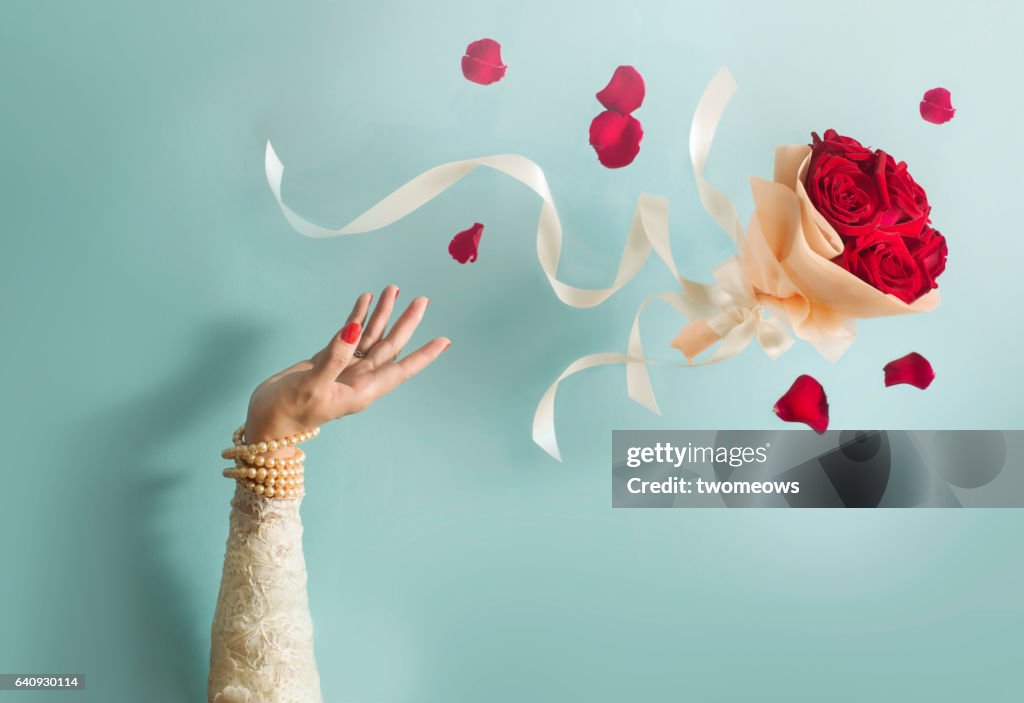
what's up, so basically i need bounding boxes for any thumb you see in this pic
[313,320,362,381]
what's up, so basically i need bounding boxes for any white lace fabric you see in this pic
[209,485,322,703]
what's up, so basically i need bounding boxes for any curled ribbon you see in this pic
[265,146,667,309]
[264,67,794,462]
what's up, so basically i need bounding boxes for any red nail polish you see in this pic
[341,322,361,344]
[442,341,451,352]
[394,287,400,299]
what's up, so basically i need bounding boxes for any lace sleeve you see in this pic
[208,485,323,703]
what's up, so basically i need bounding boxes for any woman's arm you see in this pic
[208,287,448,702]
[208,486,320,703]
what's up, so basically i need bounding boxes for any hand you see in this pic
[244,285,449,443]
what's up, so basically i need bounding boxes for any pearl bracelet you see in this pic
[221,425,320,460]
[224,447,306,469]
[221,424,319,500]
[223,467,305,499]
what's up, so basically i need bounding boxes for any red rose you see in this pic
[878,153,931,236]
[811,129,874,163]
[805,150,886,237]
[904,225,947,287]
[837,230,926,303]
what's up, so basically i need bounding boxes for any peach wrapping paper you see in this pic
[724,145,940,362]
[263,68,937,462]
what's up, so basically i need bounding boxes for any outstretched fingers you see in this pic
[363,337,450,399]
[366,296,430,365]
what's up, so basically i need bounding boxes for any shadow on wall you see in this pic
[61,318,263,702]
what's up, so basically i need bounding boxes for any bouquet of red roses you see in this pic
[672,128,948,363]
[808,130,947,305]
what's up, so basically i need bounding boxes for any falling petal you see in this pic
[465,38,502,65]
[773,375,829,433]
[589,110,643,169]
[884,352,935,389]
[919,87,955,124]
[461,39,507,85]
[448,222,484,263]
[595,65,645,114]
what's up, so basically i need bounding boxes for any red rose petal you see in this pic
[595,65,645,114]
[461,39,507,85]
[449,222,484,263]
[811,129,874,163]
[773,375,830,433]
[589,110,643,169]
[920,87,955,124]
[466,38,502,65]
[883,352,935,389]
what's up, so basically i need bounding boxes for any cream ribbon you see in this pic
[266,145,667,309]
[264,67,794,462]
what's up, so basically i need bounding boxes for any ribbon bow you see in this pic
[668,258,794,366]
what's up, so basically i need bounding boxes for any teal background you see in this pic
[2,1,1022,701]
